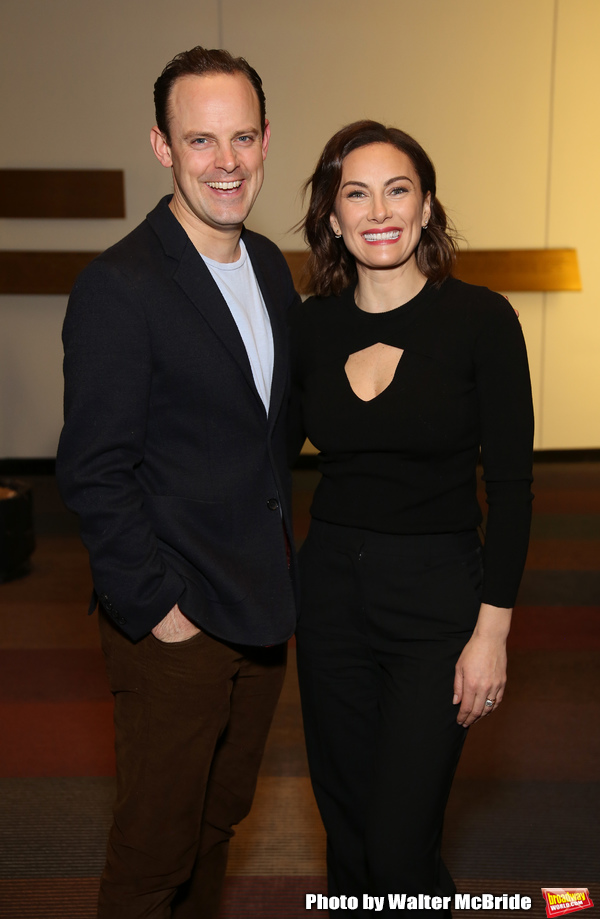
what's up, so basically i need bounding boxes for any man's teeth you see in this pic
[206,180,242,189]
[362,230,401,241]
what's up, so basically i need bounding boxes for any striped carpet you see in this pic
[0,464,598,917]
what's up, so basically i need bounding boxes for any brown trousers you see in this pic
[98,610,287,919]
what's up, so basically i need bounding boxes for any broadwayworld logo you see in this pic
[305,890,595,913]
[542,889,594,918]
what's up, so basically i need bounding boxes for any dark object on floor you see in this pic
[0,479,35,582]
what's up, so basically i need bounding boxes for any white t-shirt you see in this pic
[201,239,274,413]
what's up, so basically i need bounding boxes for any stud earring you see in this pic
[334,232,342,238]
[422,224,428,230]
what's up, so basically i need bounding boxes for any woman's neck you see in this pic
[354,260,428,313]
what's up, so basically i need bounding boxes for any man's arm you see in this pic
[56,259,186,641]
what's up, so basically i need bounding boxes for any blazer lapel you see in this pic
[174,242,260,389]
[243,231,288,427]
[147,198,263,408]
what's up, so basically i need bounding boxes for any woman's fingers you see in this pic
[454,627,508,727]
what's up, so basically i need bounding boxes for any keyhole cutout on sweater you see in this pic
[345,343,404,401]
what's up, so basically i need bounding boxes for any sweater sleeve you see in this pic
[475,296,534,607]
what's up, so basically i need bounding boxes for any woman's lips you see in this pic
[361,228,402,243]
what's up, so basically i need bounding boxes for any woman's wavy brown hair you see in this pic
[300,120,457,297]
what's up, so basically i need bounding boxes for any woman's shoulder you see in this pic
[289,287,355,331]
[436,277,521,331]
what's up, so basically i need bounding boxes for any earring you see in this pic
[334,232,342,238]
[422,224,428,230]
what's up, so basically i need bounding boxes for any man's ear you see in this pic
[261,119,271,161]
[150,126,173,168]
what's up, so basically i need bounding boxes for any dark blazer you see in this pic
[56,196,299,644]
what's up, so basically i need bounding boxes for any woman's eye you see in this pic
[347,190,365,199]
[390,186,408,196]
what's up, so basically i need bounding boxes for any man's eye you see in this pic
[237,135,253,143]
[191,138,208,145]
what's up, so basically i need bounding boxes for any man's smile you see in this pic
[205,180,243,190]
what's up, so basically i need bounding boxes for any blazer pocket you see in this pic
[142,494,245,603]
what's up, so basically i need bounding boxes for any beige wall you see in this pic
[1,0,598,456]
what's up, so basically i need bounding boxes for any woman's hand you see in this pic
[453,603,512,727]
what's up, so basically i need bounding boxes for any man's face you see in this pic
[152,73,270,245]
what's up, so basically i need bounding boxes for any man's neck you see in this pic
[168,196,242,264]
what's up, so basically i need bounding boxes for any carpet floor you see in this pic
[0,464,598,918]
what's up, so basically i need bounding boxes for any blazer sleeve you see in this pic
[286,296,310,465]
[56,259,186,640]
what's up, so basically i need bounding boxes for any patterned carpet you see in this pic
[0,464,598,918]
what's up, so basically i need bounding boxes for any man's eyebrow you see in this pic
[340,175,415,190]
[183,131,216,140]
[182,127,260,141]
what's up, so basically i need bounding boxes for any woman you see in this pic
[289,121,533,914]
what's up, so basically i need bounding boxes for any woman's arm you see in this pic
[453,602,512,726]
[453,292,534,725]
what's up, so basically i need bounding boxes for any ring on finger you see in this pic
[484,698,496,708]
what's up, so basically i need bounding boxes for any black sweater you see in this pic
[289,277,534,608]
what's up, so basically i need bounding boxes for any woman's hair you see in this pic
[300,120,457,297]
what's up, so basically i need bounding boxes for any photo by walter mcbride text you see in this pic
[305,892,534,911]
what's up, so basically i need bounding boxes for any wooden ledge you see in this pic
[0,251,100,295]
[453,248,581,291]
[0,169,125,219]
[0,247,581,296]
[281,248,581,293]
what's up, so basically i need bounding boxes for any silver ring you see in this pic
[485,699,495,707]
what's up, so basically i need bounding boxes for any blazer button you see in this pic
[266,497,279,511]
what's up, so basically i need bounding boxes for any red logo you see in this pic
[542,889,594,917]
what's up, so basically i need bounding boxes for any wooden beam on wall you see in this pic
[283,251,309,292]
[0,170,125,219]
[0,247,581,296]
[453,248,581,291]
[0,251,99,294]
[282,248,581,293]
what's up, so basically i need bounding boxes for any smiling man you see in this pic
[56,47,298,919]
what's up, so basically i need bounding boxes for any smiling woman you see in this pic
[289,121,534,916]
[329,144,430,292]
[301,121,456,302]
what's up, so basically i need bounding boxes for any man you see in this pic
[56,47,298,919]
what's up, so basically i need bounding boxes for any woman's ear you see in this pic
[330,213,342,237]
[422,192,432,229]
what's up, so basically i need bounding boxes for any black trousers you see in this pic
[296,520,483,918]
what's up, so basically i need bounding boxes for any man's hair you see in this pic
[300,120,457,297]
[154,46,266,143]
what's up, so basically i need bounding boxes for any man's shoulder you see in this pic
[76,196,178,288]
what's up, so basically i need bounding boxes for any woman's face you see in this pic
[330,143,431,275]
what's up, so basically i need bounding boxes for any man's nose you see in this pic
[214,142,238,172]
